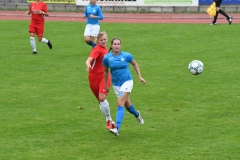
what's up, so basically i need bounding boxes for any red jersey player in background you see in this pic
[25,0,52,54]
[85,31,116,130]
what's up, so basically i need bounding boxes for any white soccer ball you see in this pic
[188,60,204,75]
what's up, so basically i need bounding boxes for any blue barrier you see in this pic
[199,0,240,4]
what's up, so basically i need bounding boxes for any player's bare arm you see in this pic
[85,57,94,72]
[25,10,31,15]
[131,60,146,84]
[103,67,110,91]
[39,10,49,16]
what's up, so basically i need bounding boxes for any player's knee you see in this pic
[99,97,105,102]
[38,37,42,42]
[117,101,125,107]
[84,36,90,42]
[99,95,107,102]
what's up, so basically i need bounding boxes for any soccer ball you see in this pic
[188,60,204,75]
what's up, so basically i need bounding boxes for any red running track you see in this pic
[0,11,240,24]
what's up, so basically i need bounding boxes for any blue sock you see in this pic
[116,106,125,131]
[126,104,139,117]
[92,43,97,48]
[86,40,93,46]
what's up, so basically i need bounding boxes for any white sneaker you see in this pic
[228,16,232,25]
[210,22,217,25]
[109,128,119,136]
[136,110,144,125]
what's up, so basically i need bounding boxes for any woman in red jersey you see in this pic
[85,32,116,130]
[25,0,52,54]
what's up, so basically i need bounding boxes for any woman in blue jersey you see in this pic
[83,0,103,48]
[102,38,146,137]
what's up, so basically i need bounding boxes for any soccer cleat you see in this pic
[32,51,37,54]
[109,128,119,136]
[210,22,217,25]
[106,120,116,130]
[111,121,116,129]
[106,120,112,130]
[136,110,144,125]
[47,40,52,49]
[228,16,232,25]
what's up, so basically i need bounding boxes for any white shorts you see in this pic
[113,80,133,98]
[84,24,100,37]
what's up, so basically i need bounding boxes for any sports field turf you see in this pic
[0,21,239,159]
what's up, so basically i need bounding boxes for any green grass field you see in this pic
[0,20,239,160]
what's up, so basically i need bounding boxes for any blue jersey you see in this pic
[103,51,133,86]
[84,3,103,25]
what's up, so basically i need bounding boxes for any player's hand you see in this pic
[38,10,44,14]
[90,14,94,18]
[83,16,86,19]
[104,86,109,92]
[140,77,146,84]
[86,65,91,72]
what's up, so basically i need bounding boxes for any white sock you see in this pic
[99,99,112,122]
[41,38,48,43]
[30,37,36,52]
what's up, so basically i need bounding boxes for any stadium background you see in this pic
[0,0,240,13]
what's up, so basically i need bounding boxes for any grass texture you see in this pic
[0,20,239,160]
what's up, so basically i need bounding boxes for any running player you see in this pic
[26,0,52,54]
[102,37,146,137]
[83,0,103,48]
[85,32,115,130]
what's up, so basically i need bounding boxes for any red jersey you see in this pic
[89,44,108,76]
[29,1,48,23]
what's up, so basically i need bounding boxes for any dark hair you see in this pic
[109,38,121,52]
